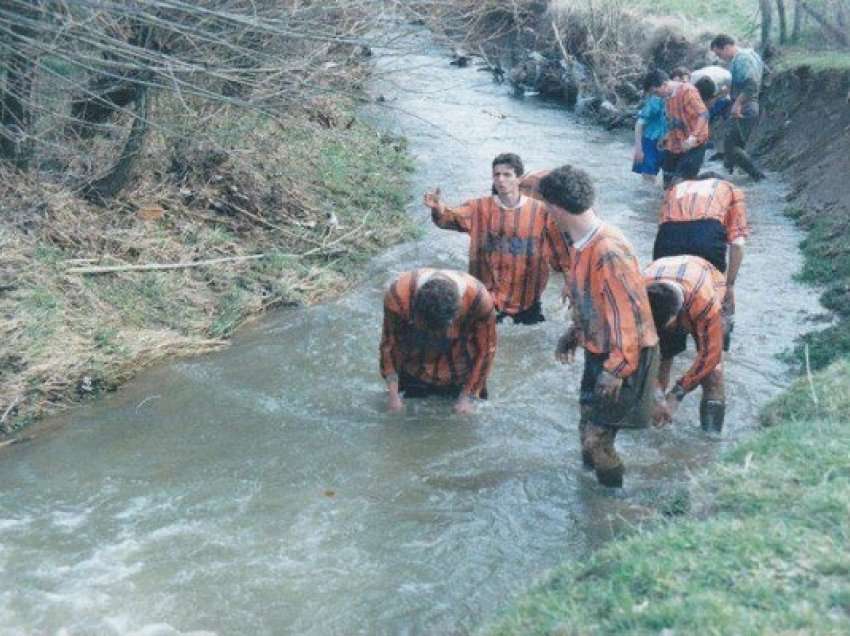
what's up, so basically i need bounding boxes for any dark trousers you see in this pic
[724,116,763,180]
[398,371,488,400]
[662,144,707,188]
[496,300,545,325]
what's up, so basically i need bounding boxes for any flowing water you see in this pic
[0,35,821,636]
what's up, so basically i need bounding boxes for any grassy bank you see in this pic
[485,362,850,634]
[1,100,419,434]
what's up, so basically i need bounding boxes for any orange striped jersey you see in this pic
[379,269,497,397]
[432,195,571,315]
[567,222,659,378]
[643,255,726,392]
[518,169,550,200]
[664,82,709,154]
[659,178,749,243]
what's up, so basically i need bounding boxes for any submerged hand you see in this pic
[634,146,645,164]
[454,394,475,415]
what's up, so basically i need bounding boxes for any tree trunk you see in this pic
[800,1,849,45]
[791,0,803,42]
[776,0,788,44]
[81,88,150,203]
[760,0,774,51]
[0,0,37,168]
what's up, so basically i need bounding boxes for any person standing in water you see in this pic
[538,165,659,488]
[710,34,766,181]
[425,153,572,325]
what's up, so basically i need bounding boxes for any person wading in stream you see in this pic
[643,69,710,189]
[424,153,572,325]
[538,165,659,488]
[379,268,497,415]
[644,255,727,433]
[710,34,766,181]
[653,174,748,350]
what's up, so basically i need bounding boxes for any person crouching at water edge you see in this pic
[644,255,728,433]
[538,166,659,489]
[379,268,497,415]
[424,153,572,325]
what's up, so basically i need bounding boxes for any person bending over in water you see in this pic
[425,153,572,325]
[653,174,747,350]
[379,268,497,415]
[645,255,727,433]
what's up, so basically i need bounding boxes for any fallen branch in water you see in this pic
[67,254,268,275]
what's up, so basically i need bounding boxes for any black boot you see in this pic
[595,464,624,488]
[700,399,726,433]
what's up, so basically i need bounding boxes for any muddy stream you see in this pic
[0,36,820,635]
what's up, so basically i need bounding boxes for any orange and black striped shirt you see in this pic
[567,222,658,378]
[664,83,709,154]
[659,178,749,243]
[644,255,726,392]
[432,195,572,315]
[379,269,497,397]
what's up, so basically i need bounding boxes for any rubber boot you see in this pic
[728,147,765,181]
[587,425,624,488]
[578,406,594,470]
[700,399,726,433]
[595,463,624,488]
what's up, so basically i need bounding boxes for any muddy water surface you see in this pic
[0,37,820,635]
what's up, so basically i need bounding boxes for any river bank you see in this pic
[431,3,850,633]
[1,99,418,438]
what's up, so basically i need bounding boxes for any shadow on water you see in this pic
[0,34,821,635]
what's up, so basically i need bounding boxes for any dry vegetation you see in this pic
[1,1,420,433]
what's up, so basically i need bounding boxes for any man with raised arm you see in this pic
[538,165,659,488]
[424,153,572,325]
[380,268,497,415]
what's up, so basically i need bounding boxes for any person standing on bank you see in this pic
[644,255,727,433]
[653,174,748,348]
[379,268,497,415]
[424,153,572,325]
[710,34,766,181]
[643,69,710,188]
[538,165,659,488]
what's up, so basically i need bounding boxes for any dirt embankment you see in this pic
[753,65,850,370]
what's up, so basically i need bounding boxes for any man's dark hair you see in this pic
[492,153,524,177]
[694,76,716,102]
[538,165,595,214]
[414,277,459,330]
[642,68,669,92]
[710,34,735,50]
[670,66,690,81]
[647,282,682,333]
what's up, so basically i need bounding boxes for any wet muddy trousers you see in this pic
[700,399,726,433]
[579,408,624,488]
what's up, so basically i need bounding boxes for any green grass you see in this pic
[484,375,850,634]
[781,204,850,371]
[628,0,760,37]
[775,49,850,72]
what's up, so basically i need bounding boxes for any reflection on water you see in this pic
[0,35,820,636]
